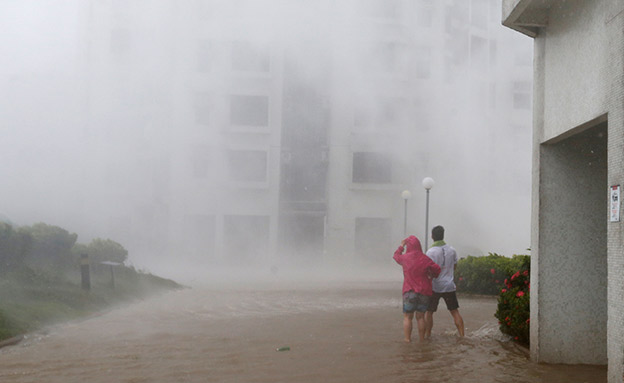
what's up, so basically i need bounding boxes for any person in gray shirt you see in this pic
[424,225,465,338]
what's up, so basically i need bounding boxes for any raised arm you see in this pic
[393,240,406,265]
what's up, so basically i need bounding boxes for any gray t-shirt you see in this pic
[426,244,457,293]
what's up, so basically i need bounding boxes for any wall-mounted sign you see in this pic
[611,185,620,222]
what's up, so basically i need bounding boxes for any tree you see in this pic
[0,223,32,272]
[22,223,77,270]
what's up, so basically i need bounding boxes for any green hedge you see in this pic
[455,253,529,295]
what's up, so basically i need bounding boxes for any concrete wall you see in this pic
[538,126,608,364]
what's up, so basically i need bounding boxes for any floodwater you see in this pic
[0,281,606,383]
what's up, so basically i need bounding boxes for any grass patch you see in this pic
[0,265,182,342]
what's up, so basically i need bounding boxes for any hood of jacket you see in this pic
[404,235,423,253]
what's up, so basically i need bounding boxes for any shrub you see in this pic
[455,253,529,295]
[72,238,128,264]
[495,268,530,345]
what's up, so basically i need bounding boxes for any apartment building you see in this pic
[0,0,532,273]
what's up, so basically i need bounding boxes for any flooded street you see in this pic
[0,282,606,383]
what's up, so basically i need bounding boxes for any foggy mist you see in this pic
[0,0,533,282]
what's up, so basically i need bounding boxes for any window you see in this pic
[513,81,532,110]
[230,95,269,127]
[352,152,392,184]
[198,40,213,72]
[231,41,270,72]
[194,92,211,125]
[227,150,268,183]
[355,217,392,261]
[191,146,211,178]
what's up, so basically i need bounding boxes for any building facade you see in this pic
[87,0,532,273]
[0,1,533,277]
[503,0,624,381]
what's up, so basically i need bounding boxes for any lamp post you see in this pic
[401,190,412,236]
[422,177,435,250]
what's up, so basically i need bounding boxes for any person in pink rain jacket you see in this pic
[393,235,441,343]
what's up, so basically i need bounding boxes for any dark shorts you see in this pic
[427,291,460,312]
[402,291,430,313]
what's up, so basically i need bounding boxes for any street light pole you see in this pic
[422,177,435,250]
[401,190,412,236]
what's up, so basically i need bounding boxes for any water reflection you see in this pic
[393,326,605,383]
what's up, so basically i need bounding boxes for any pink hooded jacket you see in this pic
[393,235,441,295]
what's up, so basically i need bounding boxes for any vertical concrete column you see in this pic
[268,46,284,266]
[324,76,355,263]
[607,111,624,383]
[530,34,546,362]
[325,145,354,261]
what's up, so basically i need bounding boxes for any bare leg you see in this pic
[403,312,414,342]
[424,311,434,338]
[415,312,427,342]
[450,309,464,337]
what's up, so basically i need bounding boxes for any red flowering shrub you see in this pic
[452,253,531,344]
[495,267,530,345]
